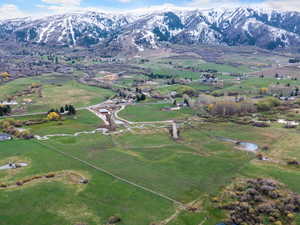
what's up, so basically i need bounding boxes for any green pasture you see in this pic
[0,75,113,114]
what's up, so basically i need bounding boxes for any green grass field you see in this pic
[141,58,253,79]
[0,75,114,114]
[1,120,300,225]
[0,139,174,225]
[214,76,300,95]
[2,53,300,225]
[119,103,195,122]
[25,110,103,136]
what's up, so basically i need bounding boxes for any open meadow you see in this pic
[1,118,300,224]
[0,74,114,114]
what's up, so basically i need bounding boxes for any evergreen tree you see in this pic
[47,109,55,114]
[60,107,65,114]
[140,94,146,101]
[0,105,11,116]
[184,98,190,107]
[295,87,299,96]
[68,105,76,115]
[136,95,141,102]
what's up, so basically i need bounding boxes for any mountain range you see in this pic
[1,7,300,51]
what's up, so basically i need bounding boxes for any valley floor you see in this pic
[1,46,300,225]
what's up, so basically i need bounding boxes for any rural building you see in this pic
[99,109,109,114]
[201,73,218,83]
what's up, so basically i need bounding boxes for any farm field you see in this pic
[140,61,252,80]
[0,75,114,114]
[119,103,195,122]
[1,45,300,225]
[215,77,300,96]
[4,109,104,136]
[0,121,300,224]
[0,140,174,225]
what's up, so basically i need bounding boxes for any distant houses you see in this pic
[0,100,18,105]
[201,73,218,83]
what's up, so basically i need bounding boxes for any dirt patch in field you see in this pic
[130,127,169,135]
[185,199,203,212]
[94,71,119,82]
[119,149,142,159]
[0,170,89,192]
[53,203,101,225]
[0,157,31,179]
[260,129,284,140]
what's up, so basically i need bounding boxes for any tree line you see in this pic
[47,104,76,116]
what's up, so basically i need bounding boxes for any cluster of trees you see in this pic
[0,119,22,128]
[135,88,143,94]
[0,119,33,139]
[48,104,76,116]
[47,55,59,64]
[220,178,300,225]
[260,84,299,98]
[197,94,282,117]
[63,105,76,115]
[117,87,135,99]
[289,58,300,63]
[174,64,218,73]
[256,97,281,111]
[208,101,257,116]
[0,72,10,79]
[259,88,269,95]
[0,105,11,116]
[146,72,173,80]
[203,95,281,117]
[136,94,146,102]
[166,78,192,85]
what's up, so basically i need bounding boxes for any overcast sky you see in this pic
[0,0,299,20]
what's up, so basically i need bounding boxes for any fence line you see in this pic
[35,140,186,209]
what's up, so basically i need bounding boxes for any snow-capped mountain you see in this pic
[1,7,300,50]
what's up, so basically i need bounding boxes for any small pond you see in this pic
[216,137,259,153]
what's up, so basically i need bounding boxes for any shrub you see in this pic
[259,87,268,95]
[0,104,11,116]
[108,216,121,224]
[47,112,60,121]
[256,97,281,111]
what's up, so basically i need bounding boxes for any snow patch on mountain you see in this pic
[2,7,300,50]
